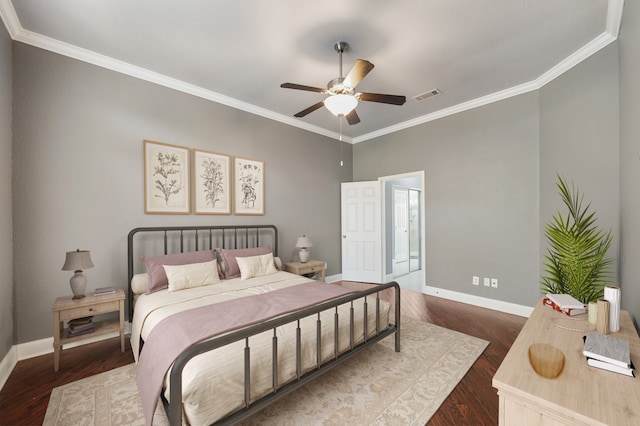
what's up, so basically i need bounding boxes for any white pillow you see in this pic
[163,259,220,292]
[131,273,149,295]
[236,253,278,280]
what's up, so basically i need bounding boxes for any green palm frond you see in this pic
[540,175,614,304]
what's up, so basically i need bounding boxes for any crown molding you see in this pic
[607,0,625,36]
[0,0,623,145]
[353,30,618,144]
[0,0,19,38]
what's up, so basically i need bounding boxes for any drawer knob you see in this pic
[89,308,93,312]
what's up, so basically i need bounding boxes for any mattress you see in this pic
[131,271,391,425]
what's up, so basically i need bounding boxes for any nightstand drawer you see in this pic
[297,264,324,275]
[59,300,120,321]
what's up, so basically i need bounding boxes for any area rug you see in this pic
[43,317,488,426]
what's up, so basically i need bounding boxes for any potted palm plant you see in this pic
[540,175,614,304]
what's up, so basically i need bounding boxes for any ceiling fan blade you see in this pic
[293,101,325,118]
[358,92,406,105]
[345,109,360,125]
[281,83,326,93]
[343,60,374,89]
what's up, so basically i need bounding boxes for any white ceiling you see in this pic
[0,0,624,143]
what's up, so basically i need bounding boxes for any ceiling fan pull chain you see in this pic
[337,42,344,78]
[339,118,344,167]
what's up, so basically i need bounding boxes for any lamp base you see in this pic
[70,271,87,299]
[299,248,310,263]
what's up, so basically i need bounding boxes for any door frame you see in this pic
[379,171,426,289]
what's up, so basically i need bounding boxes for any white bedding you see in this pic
[132,271,390,425]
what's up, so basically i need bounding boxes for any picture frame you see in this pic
[234,156,264,215]
[192,149,231,215]
[143,140,190,214]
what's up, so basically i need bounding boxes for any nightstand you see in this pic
[284,260,326,282]
[52,288,125,371]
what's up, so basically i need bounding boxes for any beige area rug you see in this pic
[43,317,488,426]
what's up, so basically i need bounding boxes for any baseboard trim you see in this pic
[17,322,133,361]
[0,346,17,391]
[424,286,533,318]
[0,323,132,392]
[333,274,532,317]
[326,273,341,283]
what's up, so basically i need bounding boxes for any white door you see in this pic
[393,188,409,276]
[341,181,383,283]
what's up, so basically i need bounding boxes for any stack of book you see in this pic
[544,293,586,316]
[67,316,95,336]
[583,331,635,377]
[94,286,116,296]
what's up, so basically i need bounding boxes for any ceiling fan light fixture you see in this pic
[324,94,358,116]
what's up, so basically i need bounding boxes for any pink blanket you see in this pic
[136,281,355,425]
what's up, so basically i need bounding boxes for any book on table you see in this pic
[546,293,585,310]
[583,331,632,369]
[68,316,94,334]
[69,322,94,331]
[94,286,116,296]
[67,325,95,336]
[586,357,635,377]
[68,316,93,326]
[543,297,586,316]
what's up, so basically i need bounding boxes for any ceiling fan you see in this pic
[280,41,406,125]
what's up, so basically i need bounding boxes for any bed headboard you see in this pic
[127,225,278,319]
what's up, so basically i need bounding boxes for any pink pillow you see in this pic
[219,247,271,279]
[141,250,216,293]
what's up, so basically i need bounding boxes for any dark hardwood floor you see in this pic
[0,283,526,425]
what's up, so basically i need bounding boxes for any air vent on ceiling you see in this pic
[413,89,441,102]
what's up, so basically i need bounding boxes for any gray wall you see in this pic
[619,1,640,325]
[354,38,636,323]
[12,42,352,344]
[0,24,14,359]
[354,93,541,307]
[539,43,620,284]
[354,43,624,311]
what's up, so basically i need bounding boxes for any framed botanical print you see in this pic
[234,156,264,215]
[192,149,231,214]
[143,140,190,214]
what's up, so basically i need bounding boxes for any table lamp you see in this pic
[295,235,313,263]
[62,249,94,299]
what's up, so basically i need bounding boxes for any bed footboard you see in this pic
[164,281,401,425]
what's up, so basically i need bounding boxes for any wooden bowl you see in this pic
[528,343,565,378]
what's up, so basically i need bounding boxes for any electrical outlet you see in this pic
[483,277,490,287]
[472,276,479,286]
[491,278,498,288]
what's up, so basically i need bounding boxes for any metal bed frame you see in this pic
[127,225,400,425]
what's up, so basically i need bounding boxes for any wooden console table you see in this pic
[493,298,640,425]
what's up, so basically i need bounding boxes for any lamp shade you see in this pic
[324,94,358,116]
[62,249,94,271]
[295,236,313,249]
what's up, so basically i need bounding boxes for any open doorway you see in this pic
[381,172,425,293]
